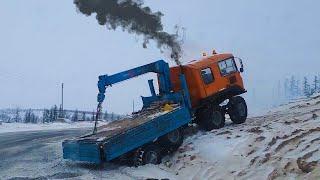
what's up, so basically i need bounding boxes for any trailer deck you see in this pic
[80,103,180,142]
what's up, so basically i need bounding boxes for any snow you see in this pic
[121,165,177,179]
[1,96,320,179]
[100,126,121,132]
[0,121,104,134]
[111,95,320,179]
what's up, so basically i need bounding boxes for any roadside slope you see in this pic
[2,96,320,180]
[161,95,320,179]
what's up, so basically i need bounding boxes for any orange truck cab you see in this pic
[170,53,247,130]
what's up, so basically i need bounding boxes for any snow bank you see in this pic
[102,95,320,179]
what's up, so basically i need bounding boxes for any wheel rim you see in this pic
[145,151,158,164]
[212,111,222,126]
[167,130,180,143]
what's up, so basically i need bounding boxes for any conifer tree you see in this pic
[42,109,50,123]
[303,77,311,97]
[72,110,79,122]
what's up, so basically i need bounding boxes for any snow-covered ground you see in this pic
[1,96,320,180]
[0,121,106,134]
[95,95,320,179]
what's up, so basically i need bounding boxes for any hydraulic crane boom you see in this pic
[93,60,173,134]
[97,60,172,104]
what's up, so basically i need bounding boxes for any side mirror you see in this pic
[240,67,244,73]
[234,57,244,73]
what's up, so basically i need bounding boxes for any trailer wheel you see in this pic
[142,144,161,165]
[159,128,183,152]
[197,106,225,131]
[132,148,144,167]
[228,96,247,124]
[132,144,161,166]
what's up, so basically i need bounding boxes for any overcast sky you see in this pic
[1,0,320,114]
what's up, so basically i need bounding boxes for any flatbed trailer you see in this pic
[63,103,190,164]
[63,60,193,164]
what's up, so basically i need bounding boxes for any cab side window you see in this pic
[201,68,214,84]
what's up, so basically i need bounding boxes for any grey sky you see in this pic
[1,0,320,114]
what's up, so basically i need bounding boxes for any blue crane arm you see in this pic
[97,60,172,103]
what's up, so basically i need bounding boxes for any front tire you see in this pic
[228,96,247,124]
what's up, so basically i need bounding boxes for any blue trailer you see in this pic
[63,60,193,165]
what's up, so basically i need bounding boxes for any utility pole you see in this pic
[61,83,64,118]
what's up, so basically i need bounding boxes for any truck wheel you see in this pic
[197,106,225,131]
[132,144,161,166]
[142,144,162,165]
[159,128,183,152]
[132,148,144,167]
[228,96,247,124]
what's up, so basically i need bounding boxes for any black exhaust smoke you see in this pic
[74,0,182,65]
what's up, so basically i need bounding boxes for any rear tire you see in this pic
[159,128,183,152]
[142,144,161,165]
[196,106,225,131]
[228,96,247,124]
[132,144,161,166]
[132,148,143,167]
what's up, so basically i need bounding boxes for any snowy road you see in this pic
[0,129,90,180]
[0,129,90,157]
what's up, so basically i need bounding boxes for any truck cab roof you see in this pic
[184,53,234,69]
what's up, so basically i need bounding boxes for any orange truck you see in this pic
[63,51,247,165]
[170,52,247,130]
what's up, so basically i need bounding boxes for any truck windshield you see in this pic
[218,58,237,76]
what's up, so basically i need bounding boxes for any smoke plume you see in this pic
[74,0,182,65]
